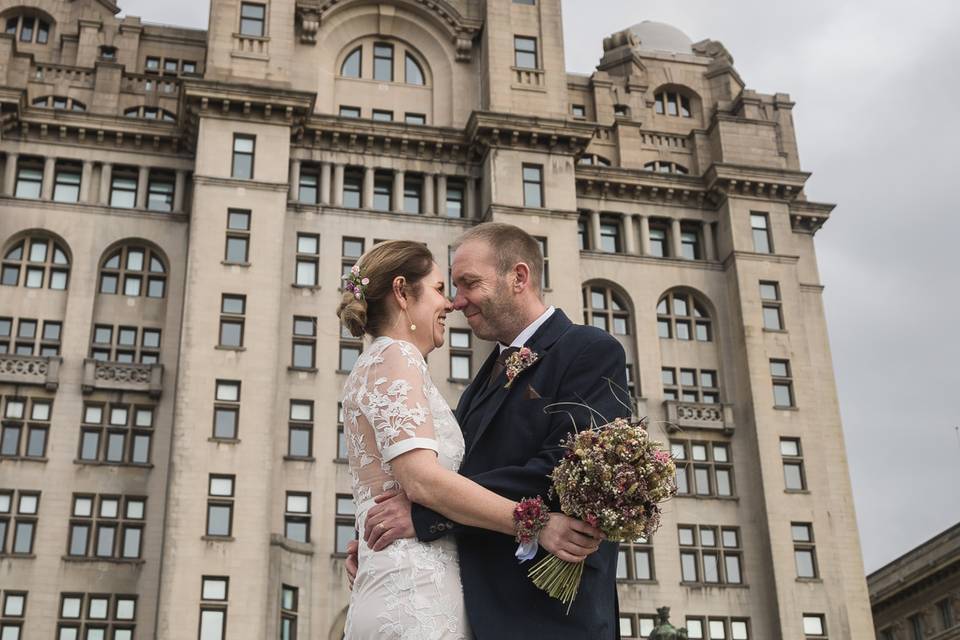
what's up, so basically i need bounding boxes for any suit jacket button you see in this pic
[429,525,438,534]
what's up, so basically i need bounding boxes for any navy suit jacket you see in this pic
[411,309,629,639]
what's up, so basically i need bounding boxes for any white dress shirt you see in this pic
[498,306,555,353]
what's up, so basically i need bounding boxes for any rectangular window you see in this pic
[678,524,743,585]
[239,2,266,37]
[571,104,586,118]
[295,233,319,286]
[372,172,392,211]
[55,593,137,640]
[343,168,363,207]
[199,576,228,640]
[514,36,538,69]
[671,440,734,498]
[649,224,668,257]
[661,368,720,405]
[219,295,246,348]
[336,403,347,461]
[802,614,825,637]
[445,180,464,218]
[284,492,310,543]
[751,213,772,253]
[681,225,701,260]
[182,60,197,74]
[760,281,784,330]
[780,437,807,491]
[213,380,241,440]
[770,359,795,408]
[14,158,42,199]
[599,218,620,253]
[206,475,235,537]
[403,175,423,214]
[577,217,589,251]
[145,56,160,71]
[280,585,298,640]
[449,329,472,381]
[339,105,361,118]
[78,402,153,465]
[298,164,319,204]
[373,43,394,81]
[522,164,543,208]
[617,537,655,582]
[792,522,818,578]
[288,400,313,459]
[291,316,316,370]
[146,170,175,212]
[405,113,426,125]
[68,494,145,560]
[231,135,255,180]
[341,236,364,278]
[0,397,52,459]
[53,162,82,203]
[109,167,138,208]
[372,109,394,122]
[335,493,357,554]
[0,491,38,555]
[225,209,251,264]
[534,237,549,289]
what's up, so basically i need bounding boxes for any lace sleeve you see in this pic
[360,340,439,462]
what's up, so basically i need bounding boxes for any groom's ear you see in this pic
[512,262,531,291]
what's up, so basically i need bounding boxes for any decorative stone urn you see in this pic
[649,607,688,640]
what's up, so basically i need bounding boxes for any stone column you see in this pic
[80,161,94,203]
[289,159,301,202]
[703,221,716,261]
[639,215,651,256]
[423,173,435,215]
[590,210,602,251]
[332,163,344,206]
[436,174,448,217]
[174,170,186,213]
[465,178,477,219]
[136,166,150,209]
[623,213,636,254]
[3,153,18,196]
[392,169,405,213]
[41,156,56,200]
[671,218,683,259]
[362,166,374,209]
[319,162,331,205]
[99,162,113,206]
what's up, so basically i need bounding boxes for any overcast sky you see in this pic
[119,0,960,573]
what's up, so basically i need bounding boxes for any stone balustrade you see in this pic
[664,400,734,433]
[82,359,163,398]
[0,355,62,390]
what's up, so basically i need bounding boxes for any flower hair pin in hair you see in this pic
[342,264,370,301]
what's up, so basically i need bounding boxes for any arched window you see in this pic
[124,106,176,122]
[657,290,711,341]
[1,237,70,290]
[340,46,362,78]
[405,53,425,85]
[654,90,692,118]
[32,96,86,112]
[644,161,688,175]
[5,13,50,44]
[582,283,638,397]
[98,245,167,298]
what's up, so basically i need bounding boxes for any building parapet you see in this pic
[664,400,735,434]
[0,355,62,391]
[82,359,164,398]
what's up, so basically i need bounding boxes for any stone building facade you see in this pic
[869,524,960,640]
[0,0,874,637]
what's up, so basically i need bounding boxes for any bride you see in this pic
[336,240,601,639]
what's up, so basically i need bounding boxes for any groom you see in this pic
[349,222,629,638]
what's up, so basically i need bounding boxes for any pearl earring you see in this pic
[404,309,416,332]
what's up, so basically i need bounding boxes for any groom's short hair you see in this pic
[455,223,544,293]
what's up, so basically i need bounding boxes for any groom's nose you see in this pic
[451,291,468,310]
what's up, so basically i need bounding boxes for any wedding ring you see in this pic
[377,522,385,530]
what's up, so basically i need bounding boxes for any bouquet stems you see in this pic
[528,554,585,615]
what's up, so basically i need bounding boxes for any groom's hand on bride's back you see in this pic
[363,490,416,551]
[538,514,605,563]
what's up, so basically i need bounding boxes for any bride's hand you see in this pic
[537,513,605,563]
[364,490,416,551]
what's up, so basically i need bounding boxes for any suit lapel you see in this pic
[463,310,573,460]
[455,346,499,426]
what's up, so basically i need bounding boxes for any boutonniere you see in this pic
[504,347,540,389]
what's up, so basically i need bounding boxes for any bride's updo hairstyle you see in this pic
[336,240,435,338]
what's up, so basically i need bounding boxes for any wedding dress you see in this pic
[342,337,470,639]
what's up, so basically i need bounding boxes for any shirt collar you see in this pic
[498,306,555,353]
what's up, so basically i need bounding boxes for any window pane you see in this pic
[336,523,357,553]
[200,610,225,640]
[123,527,142,557]
[289,427,311,457]
[725,554,742,583]
[780,439,800,456]
[202,578,228,600]
[405,53,424,84]
[773,384,793,407]
[681,552,698,581]
[95,525,115,556]
[796,549,815,577]
[69,524,89,555]
[451,354,470,380]
[341,47,361,77]
[763,306,782,330]
[802,616,823,635]
[634,549,651,580]
[703,553,719,582]
[716,469,732,496]
[207,505,231,536]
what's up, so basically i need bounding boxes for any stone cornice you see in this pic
[722,251,800,269]
[298,114,471,164]
[466,111,597,157]
[789,200,835,235]
[580,249,724,272]
[483,204,579,223]
[575,165,710,208]
[703,162,810,202]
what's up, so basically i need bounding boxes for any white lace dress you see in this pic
[342,337,470,640]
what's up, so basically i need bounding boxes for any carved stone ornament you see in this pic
[649,607,688,640]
